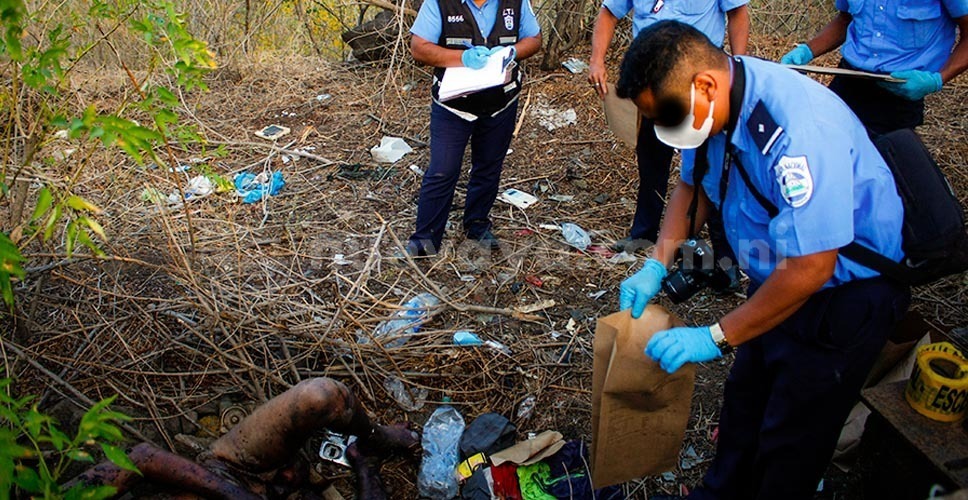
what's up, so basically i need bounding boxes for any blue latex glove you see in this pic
[461,46,491,69]
[645,326,722,374]
[619,258,667,319]
[779,44,813,65]
[880,70,943,101]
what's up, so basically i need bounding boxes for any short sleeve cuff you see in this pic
[602,0,630,21]
[943,0,968,18]
[834,0,849,12]
[721,0,749,12]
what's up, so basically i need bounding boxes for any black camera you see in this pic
[661,238,733,303]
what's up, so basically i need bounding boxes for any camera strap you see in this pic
[686,57,746,238]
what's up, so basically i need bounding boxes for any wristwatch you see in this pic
[710,322,733,353]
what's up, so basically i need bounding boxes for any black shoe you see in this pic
[393,241,435,263]
[468,230,500,250]
[610,236,654,253]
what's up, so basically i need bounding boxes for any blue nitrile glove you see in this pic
[461,46,491,69]
[779,44,813,65]
[880,70,943,101]
[619,258,667,319]
[645,326,722,374]
[487,45,516,60]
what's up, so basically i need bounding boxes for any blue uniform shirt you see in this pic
[681,57,904,287]
[411,0,541,42]
[602,0,747,45]
[836,0,968,72]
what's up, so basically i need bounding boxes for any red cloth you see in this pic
[491,463,522,500]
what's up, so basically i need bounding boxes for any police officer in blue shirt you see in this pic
[405,0,541,256]
[616,21,910,498]
[781,0,968,135]
[589,0,748,257]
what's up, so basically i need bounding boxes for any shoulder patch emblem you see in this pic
[774,155,812,208]
[747,101,784,155]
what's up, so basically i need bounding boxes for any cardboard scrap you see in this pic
[515,299,556,315]
[490,430,565,467]
[602,82,640,147]
[591,306,695,489]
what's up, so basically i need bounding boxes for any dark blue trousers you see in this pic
[632,120,736,266]
[408,101,518,254]
[689,277,910,500]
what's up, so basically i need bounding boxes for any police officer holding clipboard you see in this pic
[405,0,541,257]
[781,0,968,135]
[616,21,911,499]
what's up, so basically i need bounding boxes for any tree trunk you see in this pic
[540,0,586,70]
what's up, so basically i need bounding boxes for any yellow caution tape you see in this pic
[905,342,968,422]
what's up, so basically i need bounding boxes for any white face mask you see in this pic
[654,83,715,149]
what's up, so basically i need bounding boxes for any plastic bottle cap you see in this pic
[441,396,452,403]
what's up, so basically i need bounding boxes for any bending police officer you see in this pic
[617,21,910,499]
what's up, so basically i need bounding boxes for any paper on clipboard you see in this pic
[602,82,641,147]
[591,306,695,488]
[785,64,904,83]
[439,47,516,101]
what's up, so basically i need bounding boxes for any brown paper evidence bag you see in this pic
[592,305,696,489]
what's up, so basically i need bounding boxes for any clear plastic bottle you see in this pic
[368,293,439,347]
[418,405,465,499]
[561,222,591,250]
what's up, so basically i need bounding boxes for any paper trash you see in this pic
[370,136,412,163]
[592,306,695,488]
[498,188,538,209]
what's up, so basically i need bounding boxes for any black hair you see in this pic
[616,20,725,103]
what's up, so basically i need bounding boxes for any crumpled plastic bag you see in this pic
[234,171,285,203]
[370,136,412,163]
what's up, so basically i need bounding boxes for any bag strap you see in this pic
[729,147,914,283]
[686,141,711,238]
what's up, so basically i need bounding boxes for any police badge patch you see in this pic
[774,155,813,208]
[503,8,514,30]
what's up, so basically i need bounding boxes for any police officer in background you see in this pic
[780,0,968,135]
[406,0,541,257]
[617,21,910,498]
[588,0,748,262]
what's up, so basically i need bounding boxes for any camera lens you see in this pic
[662,270,700,304]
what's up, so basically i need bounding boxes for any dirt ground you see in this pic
[5,34,967,498]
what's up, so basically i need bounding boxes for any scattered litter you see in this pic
[548,194,574,202]
[366,293,439,348]
[459,274,476,282]
[525,275,543,288]
[515,299,556,314]
[510,282,523,294]
[565,318,578,334]
[561,222,591,250]
[680,445,700,470]
[514,229,534,237]
[402,81,416,92]
[315,93,332,101]
[608,251,637,264]
[169,164,191,173]
[593,193,609,204]
[539,223,562,231]
[454,331,483,346]
[562,57,589,74]
[333,254,352,266]
[370,136,412,163]
[182,175,214,200]
[254,124,290,141]
[506,148,513,155]
[485,339,512,356]
[517,396,536,420]
[532,105,577,131]
[569,309,585,321]
[587,245,615,258]
[281,146,316,164]
[234,171,285,203]
[409,164,425,176]
[318,431,356,467]
[587,290,607,300]
[550,331,562,340]
[383,375,428,411]
[498,188,538,209]
[534,179,552,193]
[661,472,677,482]
[54,129,69,139]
